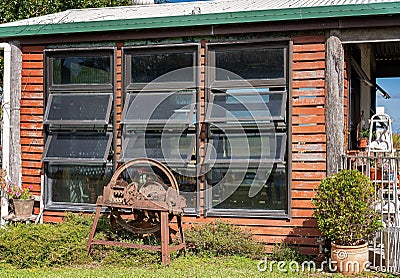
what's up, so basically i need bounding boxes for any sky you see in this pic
[169,0,210,2]
[377,78,400,133]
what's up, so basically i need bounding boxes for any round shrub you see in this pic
[185,220,265,259]
[313,169,381,246]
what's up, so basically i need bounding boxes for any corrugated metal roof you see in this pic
[0,0,399,38]
[3,0,399,27]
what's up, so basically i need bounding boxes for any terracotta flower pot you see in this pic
[13,198,34,218]
[358,138,368,149]
[370,168,382,181]
[331,241,369,275]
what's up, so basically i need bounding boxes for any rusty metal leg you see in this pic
[160,211,170,265]
[177,215,185,245]
[87,204,102,253]
[177,215,186,255]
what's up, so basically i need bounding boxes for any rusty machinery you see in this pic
[86,158,187,265]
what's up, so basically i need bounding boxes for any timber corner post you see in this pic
[325,31,345,176]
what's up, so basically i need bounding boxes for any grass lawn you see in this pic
[0,255,310,278]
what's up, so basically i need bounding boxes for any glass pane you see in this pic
[121,131,194,163]
[122,91,195,123]
[44,93,112,124]
[171,167,197,210]
[207,166,287,211]
[47,164,112,204]
[52,56,111,84]
[131,51,194,83]
[206,132,286,162]
[43,133,112,162]
[208,89,286,121]
[215,47,284,80]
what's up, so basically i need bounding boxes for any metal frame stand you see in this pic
[86,196,186,265]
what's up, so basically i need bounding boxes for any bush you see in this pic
[0,214,265,268]
[0,213,161,268]
[90,215,159,267]
[269,243,308,262]
[313,169,381,246]
[185,220,265,259]
[0,213,92,268]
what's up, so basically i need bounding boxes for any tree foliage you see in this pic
[0,0,131,24]
[0,0,131,86]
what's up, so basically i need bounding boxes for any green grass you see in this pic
[0,255,309,278]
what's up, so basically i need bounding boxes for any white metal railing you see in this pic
[342,154,400,275]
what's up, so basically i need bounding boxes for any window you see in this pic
[207,88,286,122]
[205,131,287,163]
[43,133,112,163]
[125,46,198,91]
[121,90,196,125]
[208,43,287,88]
[47,51,113,91]
[207,165,287,213]
[122,44,199,213]
[52,55,111,85]
[205,42,289,217]
[44,49,115,210]
[46,164,112,205]
[120,130,195,164]
[44,93,113,125]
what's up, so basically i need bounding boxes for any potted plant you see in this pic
[0,169,34,218]
[369,160,383,182]
[313,169,381,275]
[358,128,370,149]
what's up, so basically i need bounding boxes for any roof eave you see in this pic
[0,2,399,39]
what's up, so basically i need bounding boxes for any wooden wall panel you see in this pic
[115,47,123,159]
[289,35,326,254]
[344,50,350,150]
[22,35,327,257]
[20,45,45,198]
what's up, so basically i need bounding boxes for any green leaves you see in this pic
[0,0,131,24]
[185,220,265,259]
[312,169,381,246]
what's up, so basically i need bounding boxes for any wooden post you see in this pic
[9,41,22,185]
[325,32,344,176]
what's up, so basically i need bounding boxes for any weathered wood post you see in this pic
[9,41,22,185]
[325,32,344,176]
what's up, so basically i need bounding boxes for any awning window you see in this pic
[120,131,195,164]
[204,132,286,164]
[42,132,112,163]
[44,93,113,125]
[121,90,196,126]
[206,88,286,123]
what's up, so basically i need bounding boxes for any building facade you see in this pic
[1,0,400,255]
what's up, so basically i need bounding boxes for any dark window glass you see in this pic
[215,48,284,80]
[52,56,111,84]
[121,131,195,163]
[46,164,112,204]
[208,88,286,121]
[207,166,287,211]
[122,91,195,124]
[170,167,197,211]
[43,133,112,162]
[205,132,286,163]
[131,52,194,83]
[44,93,112,124]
